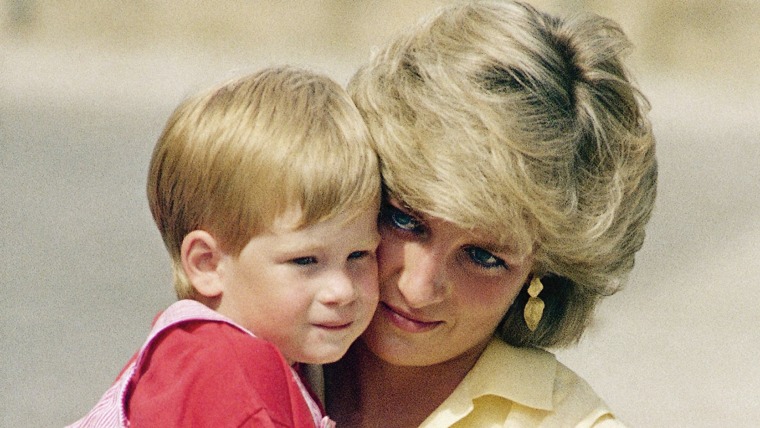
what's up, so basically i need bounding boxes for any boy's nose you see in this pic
[318,271,357,305]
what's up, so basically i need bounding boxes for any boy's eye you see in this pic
[347,250,369,260]
[383,205,422,233]
[291,256,317,266]
[465,246,507,269]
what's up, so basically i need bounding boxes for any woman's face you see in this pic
[361,198,533,367]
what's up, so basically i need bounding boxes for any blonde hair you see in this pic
[348,1,657,347]
[148,66,380,299]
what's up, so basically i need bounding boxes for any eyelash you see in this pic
[290,251,371,266]
[348,251,369,260]
[291,256,317,266]
[464,246,507,270]
[382,205,423,234]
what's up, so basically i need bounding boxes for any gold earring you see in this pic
[524,276,545,332]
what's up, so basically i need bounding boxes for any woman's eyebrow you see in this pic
[385,199,422,219]
[472,238,531,261]
[385,197,412,211]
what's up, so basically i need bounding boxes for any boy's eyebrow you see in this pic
[269,242,325,259]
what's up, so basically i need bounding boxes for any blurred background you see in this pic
[2,1,758,426]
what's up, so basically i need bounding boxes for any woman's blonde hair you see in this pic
[348,1,657,348]
[148,66,380,299]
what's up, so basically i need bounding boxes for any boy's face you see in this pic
[215,207,380,365]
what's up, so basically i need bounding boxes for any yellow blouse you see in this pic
[418,337,626,427]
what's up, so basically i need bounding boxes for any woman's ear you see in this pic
[181,230,224,298]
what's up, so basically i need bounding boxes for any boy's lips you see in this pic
[313,320,354,330]
[380,302,442,333]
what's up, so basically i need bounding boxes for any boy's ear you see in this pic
[181,230,224,298]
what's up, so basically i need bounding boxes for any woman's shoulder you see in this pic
[420,337,625,427]
[550,360,625,427]
[485,338,624,426]
[477,337,613,405]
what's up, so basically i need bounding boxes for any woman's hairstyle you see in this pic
[348,1,657,348]
[148,66,380,299]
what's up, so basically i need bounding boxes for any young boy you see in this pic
[68,67,381,427]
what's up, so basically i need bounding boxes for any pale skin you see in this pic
[181,207,380,365]
[325,199,534,427]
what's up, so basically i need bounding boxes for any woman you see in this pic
[321,1,657,426]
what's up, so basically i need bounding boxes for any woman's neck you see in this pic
[324,339,487,427]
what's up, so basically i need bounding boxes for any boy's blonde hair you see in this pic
[349,1,657,348]
[148,66,380,299]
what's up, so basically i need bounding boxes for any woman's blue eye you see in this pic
[465,247,506,269]
[291,256,317,266]
[384,206,421,232]
[347,251,367,260]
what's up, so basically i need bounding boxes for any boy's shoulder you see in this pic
[128,316,304,426]
[152,318,288,370]
[141,299,295,384]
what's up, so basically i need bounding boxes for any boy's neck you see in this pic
[324,339,484,428]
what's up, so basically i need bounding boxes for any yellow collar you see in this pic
[421,337,556,425]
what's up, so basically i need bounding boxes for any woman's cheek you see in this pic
[457,271,524,309]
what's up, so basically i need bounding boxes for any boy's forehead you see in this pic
[268,202,378,233]
[268,205,305,232]
[261,206,378,248]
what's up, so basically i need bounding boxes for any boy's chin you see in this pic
[293,344,353,365]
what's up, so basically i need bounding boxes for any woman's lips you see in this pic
[380,302,442,333]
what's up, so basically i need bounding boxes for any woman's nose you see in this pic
[397,242,448,308]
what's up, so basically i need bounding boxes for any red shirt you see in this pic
[67,300,331,428]
[127,321,316,427]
